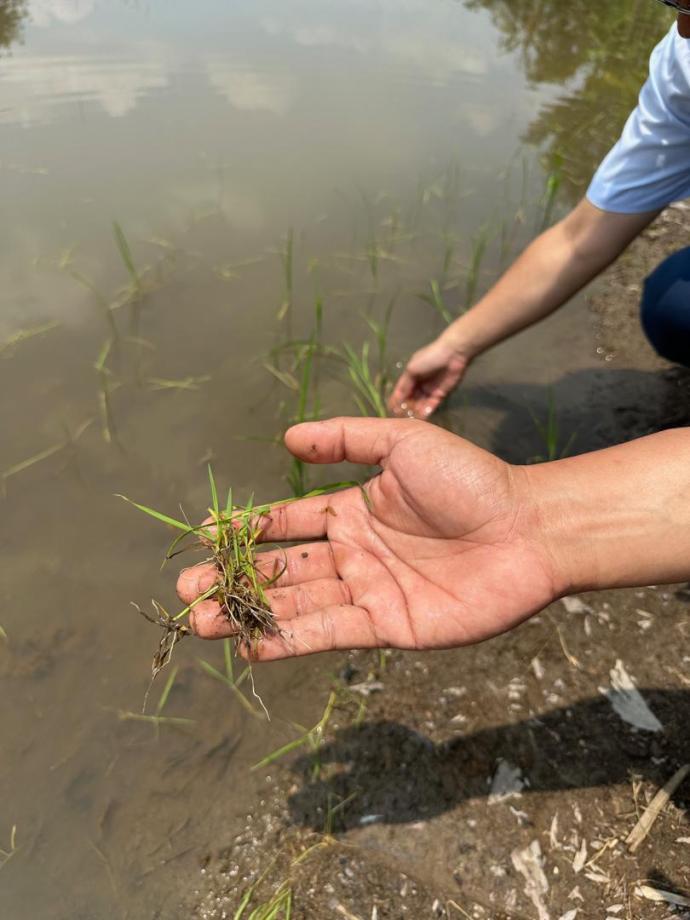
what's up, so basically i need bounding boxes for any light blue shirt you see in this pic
[587,25,690,214]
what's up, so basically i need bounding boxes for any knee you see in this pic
[640,250,690,366]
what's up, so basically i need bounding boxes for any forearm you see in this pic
[525,428,690,595]
[442,200,658,360]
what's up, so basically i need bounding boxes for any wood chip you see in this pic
[634,885,690,907]
[626,764,690,852]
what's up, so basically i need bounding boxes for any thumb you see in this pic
[285,416,421,466]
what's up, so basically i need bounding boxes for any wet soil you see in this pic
[182,208,690,919]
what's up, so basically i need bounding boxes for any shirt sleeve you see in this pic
[587,26,690,214]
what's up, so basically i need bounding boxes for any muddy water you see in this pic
[0,1,670,917]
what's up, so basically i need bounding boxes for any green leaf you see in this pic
[156,665,178,716]
[116,495,191,532]
[208,464,219,518]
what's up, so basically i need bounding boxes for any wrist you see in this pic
[438,319,482,363]
[517,461,600,598]
[518,429,690,597]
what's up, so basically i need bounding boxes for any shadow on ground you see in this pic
[286,689,690,831]
[453,365,690,464]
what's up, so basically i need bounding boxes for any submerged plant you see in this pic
[418,279,453,325]
[112,220,143,297]
[340,341,388,418]
[527,389,576,463]
[465,224,492,310]
[0,825,17,871]
[198,638,266,720]
[0,321,60,357]
[538,153,564,233]
[276,227,294,323]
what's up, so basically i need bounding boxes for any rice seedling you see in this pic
[440,230,458,282]
[63,264,119,340]
[418,279,453,325]
[276,227,294,324]
[339,341,387,418]
[262,363,299,392]
[465,224,492,310]
[363,292,396,376]
[119,471,362,686]
[538,153,564,233]
[0,625,7,642]
[0,825,17,871]
[2,439,66,498]
[527,389,576,463]
[240,884,292,920]
[112,220,143,296]
[198,638,266,720]
[265,297,325,496]
[146,375,211,391]
[233,794,356,919]
[117,666,195,731]
[233,855,292,920]
[93,337,118,445]
[365,233,379,284]
[252,690,337,779]
[0,321,60,358]
[112,220,150,340]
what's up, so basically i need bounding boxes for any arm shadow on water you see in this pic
[451,365,690,465]
[284,689,689,832]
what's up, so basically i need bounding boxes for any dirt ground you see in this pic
[184,210,690,920]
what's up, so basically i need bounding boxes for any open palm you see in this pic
[177,418,560,660]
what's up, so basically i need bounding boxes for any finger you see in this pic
[388,371,415,413]
[254,542,337,586]
[240,604,382,661]
[177,562,218,605]
[254,492,334,543]
[189,578,353,639]
[189,599,231,639]
[285,416,419,467]
[265,578,351,620]
[198,501,333,548]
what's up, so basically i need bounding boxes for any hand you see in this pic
[388,337,469,418]
[177,417,562,661]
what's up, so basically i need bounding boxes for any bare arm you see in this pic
[178,418,690,659]
[442,198,659,357]
[531,426,690,595]
[390,199,660,416]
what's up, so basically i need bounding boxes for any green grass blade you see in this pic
[208,465,219,518]
[251,734,310,770]
[223,638,234,681]
[3,441,65,482]
[116,495,191,532]
[112,221,141,290]
[156,665,178,716]
[172,585,218,621]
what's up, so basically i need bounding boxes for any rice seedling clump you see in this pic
[120,469,358,684]
[120,467,282,682]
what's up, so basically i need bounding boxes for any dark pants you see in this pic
[641,246,690,367]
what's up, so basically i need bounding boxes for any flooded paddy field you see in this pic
[0,2,687,918]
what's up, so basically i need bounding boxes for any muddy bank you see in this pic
[187,585,689,919]
[182,212,690,920]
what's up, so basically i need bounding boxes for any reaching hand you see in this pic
[388,338,468,418]
[177,417,562,661]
